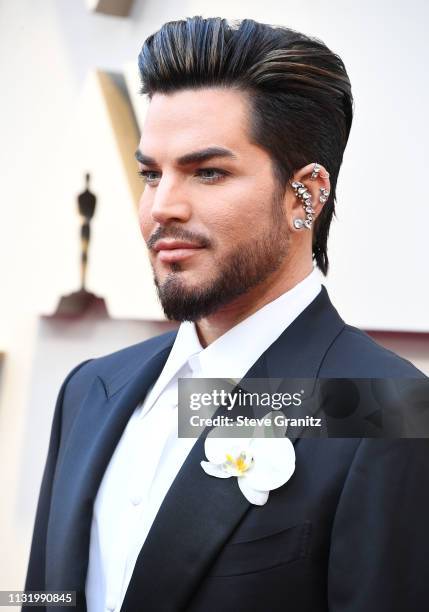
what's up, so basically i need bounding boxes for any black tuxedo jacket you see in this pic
[24,287,429,612]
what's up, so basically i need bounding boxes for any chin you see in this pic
[161,263,207,281]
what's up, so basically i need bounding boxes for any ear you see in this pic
[285,163,331,231]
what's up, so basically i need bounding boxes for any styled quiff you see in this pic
[138,16,354,274]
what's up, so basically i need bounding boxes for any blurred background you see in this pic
[0,0,428,590]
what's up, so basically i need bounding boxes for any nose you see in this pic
[149,175,192,225]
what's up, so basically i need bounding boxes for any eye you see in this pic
[137,167,229,187]
[196,168,229,183]
[137,169,160,186]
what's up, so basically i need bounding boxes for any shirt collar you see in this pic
[171,267,321,379]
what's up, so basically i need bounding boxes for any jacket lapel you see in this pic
[45,335,177,595]
[120,286,345,612]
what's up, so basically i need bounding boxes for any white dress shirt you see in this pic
[85,268,321,612]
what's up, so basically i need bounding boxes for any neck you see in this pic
[195,262,314,347]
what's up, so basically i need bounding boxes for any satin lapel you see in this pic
[261,285,346,441]
[120,286,345,612]
[45,340,176,594]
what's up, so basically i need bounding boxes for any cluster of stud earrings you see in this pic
[291,163,330,230]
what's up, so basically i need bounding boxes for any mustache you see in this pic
[147,226,211,250]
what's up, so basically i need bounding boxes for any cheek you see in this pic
[202,189,267,241]
[138,197,152,240]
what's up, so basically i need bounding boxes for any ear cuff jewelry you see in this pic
[319,187,329,203]
[291,181,315,229]
[291,162,329,229]
[310,163,320,180]
[310,162,330,180]
[291,175,330,230]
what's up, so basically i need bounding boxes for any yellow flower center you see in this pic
[225,451,252,475]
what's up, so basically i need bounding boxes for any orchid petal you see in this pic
[200,461,232,478]
[238,477,269,506]
[245,438,295,491]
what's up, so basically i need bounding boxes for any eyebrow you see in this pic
[134,146,238,167]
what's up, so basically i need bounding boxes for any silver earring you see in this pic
[319,187,329,204]
[310,163,320,180]
[291,180,314,229]
[310,162,330,180]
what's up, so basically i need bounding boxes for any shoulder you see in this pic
[62,329,178,393]
[320,324,426,378]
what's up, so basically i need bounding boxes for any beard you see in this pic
[152,189,290,322]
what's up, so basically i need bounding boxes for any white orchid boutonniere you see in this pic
[201,433,296,506]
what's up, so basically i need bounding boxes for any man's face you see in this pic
[137,87,290,321]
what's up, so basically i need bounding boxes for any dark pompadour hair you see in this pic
[138,16,354,275]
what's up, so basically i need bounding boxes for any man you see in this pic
[24,16,428,612]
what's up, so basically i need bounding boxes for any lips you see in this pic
[153,239,205,263]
